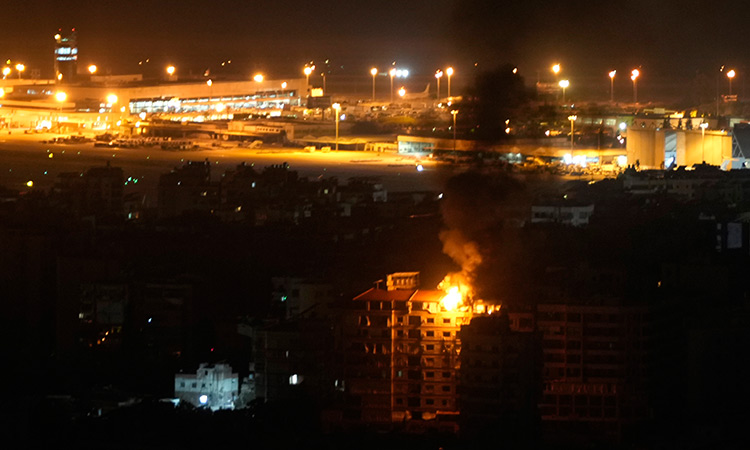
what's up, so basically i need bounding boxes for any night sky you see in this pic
[3,1,750,99]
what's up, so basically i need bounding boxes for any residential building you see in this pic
[174,363,239,410]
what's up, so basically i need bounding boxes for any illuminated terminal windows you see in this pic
[128,89,298,114]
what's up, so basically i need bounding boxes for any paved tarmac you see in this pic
[0,131,447,199]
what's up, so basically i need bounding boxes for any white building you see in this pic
[174,363,239,410]
[531,203,594,227]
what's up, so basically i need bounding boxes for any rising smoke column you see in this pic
[439,168,527,305]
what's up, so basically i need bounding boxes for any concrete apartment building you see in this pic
[341,272,471,431]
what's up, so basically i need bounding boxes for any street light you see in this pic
[15,63,24,79]
[55,91,67,134]
[106,94,118,130]
[333,103,341,151]
[435,70,443,100]
[370,67,378,101]
[552,63,561,77]
[631,69,640,103]
[451,109,458,156]
[166,65,176,78]
[568,115,577,150]
[609,70,616,102]
[389,68,397,103]
[398,86,406,98]
[559,79,570,104]
[303,65,314,91]
[2,66,10,79]
[88,64,97,75]
[727,69,736,96]
[253,73,264,82]
[446,67,454,97]
[700,121,709,163]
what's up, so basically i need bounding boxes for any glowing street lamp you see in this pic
[631,69,640,103]
[15,63,25,79]
[451,109,459,155]
[2,66,10,79]
[106,93,118,105]
[727,69,736,96]
[398,86,406,98]
[303,65,314,91]
[435,70,443,100]
[253,73,264,82]
[389,68,397,103]
[370,67,378,101]
[446,67,454,97]
[332,103,341,151]
[552,63,561,77]
[88,64,97,75]
[700,121,709,162]
[609,70,616,102]
[559,79,570,104]
[55,91,67,133]
[568,115,577,149]
[166,65,176,80]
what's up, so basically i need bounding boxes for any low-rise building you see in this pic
[174,363,239,410]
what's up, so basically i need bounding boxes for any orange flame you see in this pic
[438,273,472,311]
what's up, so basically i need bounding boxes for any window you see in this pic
[441,400,448,406]
[443,318,451,324]
[425,399,435,405]
[426,318,434,324]
[441,385,450,392]
[425,344,435,351]
[443,331,451,337]
[409,316,421,325]
[426,371,435,378]
[442,371,451,378]
[180,382,185,387]
[426,331,434,337]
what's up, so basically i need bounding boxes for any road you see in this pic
[0,131,447,198]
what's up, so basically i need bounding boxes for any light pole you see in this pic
[2,66,9,79]
[304,65,313,92]
[320,72,326,93]
[333,103,341,151]
[253,73,264,82]
[559,79,570,104]
[631,69,640,103]
[15,63,24,79]
[727,69,736,96]
[55,91,67,134]
[435,70,443,100]
[609,70,616,102]
[88,64,97,75]
[166,65,175,80]
[552,63,561,79]
[370,68,378,101]
[446,67,454,97]
[389,68,396,103]
[206,79,213,107]
[700,121,708,163]
[451,109,458,157]
[107,93,118,131]
[568,115,577,150]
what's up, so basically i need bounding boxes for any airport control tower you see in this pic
[54,29,78,83]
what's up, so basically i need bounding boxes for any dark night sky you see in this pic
[3,1,750,99]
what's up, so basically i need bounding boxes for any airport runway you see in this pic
[0,132,448,199]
